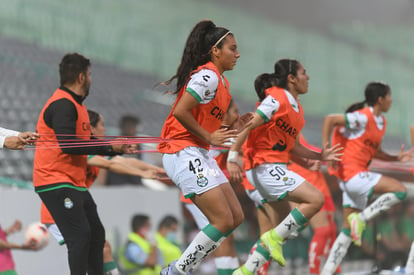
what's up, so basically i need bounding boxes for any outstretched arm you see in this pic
[227,112,266,183]
[375,145,414,162]
[291,135,343,161]
[0,128,39,150]
[0,221,38,250]
[290,154,321,171]
[111,156,165,174]
[87,156,159,180]
[321,114,346,147]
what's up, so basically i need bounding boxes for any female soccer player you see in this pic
[320,82,410,275]
[228,60,342,274]
[181,100,246,275]
[288,134,339,275]
[158,20,242,274]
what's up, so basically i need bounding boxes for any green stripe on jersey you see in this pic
[344,114,350,128]
[87,155,96,161]
[186,88,202,103]
[256,109,270,122]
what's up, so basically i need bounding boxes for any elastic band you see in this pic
[291,207,308,225]
[224,229,234,237]
[341,228,351,237]
[103,261,117,272]
[213,31,232,48]
[227,151,238,162]
[255,243,271,260]
[202,224,224,242]
[394,191,407,200]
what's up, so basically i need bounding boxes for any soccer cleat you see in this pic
[348,212,366,246]
[260,230,286,267]
[160,260,191,275]
[232,265,253,275]
[257,259,271,275]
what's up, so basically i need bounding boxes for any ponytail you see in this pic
[345,101,366,113]
[345,82,390,113]
[254,73,276,101]
[164,20,232,94]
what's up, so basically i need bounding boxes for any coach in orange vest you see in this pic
[33,53,132,275]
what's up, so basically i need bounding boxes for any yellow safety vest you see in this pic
[118,232,162,275]
[155,233,182,265]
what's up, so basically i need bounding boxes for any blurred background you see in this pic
[1,0,414,274]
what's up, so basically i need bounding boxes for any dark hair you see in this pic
[131,214,149,232]
[164,20,232,94]
[158,215,178,230]
[87,109,100,128]
[119,115,140,129]
[254,73,276,101]
[59,53,90,86]
[345,82,390,113]
[273,59,299,89]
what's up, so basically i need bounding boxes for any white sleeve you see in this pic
[345,112,368,130]
[0,137,6,148]
[255,95,280,122]
[0,127,19,137]
[0,127,19,149]
[186,69,219,104]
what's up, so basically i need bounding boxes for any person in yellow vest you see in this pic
[118,214,164,274]
[156,215,182,265]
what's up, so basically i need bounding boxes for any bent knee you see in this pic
[233,211,244,228]
[217,211,244,232]
[314,192,325,211]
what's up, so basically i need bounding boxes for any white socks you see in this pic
[275,208,308,239]
[360,192,404,221]
[174,224,224,274]
[215,256,239,274]
[244,244,271,273]
[406,242,414,274]
[321,231,352,275]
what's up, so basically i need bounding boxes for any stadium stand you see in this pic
[0,1,414,274]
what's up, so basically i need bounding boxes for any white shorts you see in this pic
[184,203,209,230]
[162,147,228,198]
[339,171,382,210]
[246,163,305,202]
[45,223,65,245]
[245,188,264,208]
